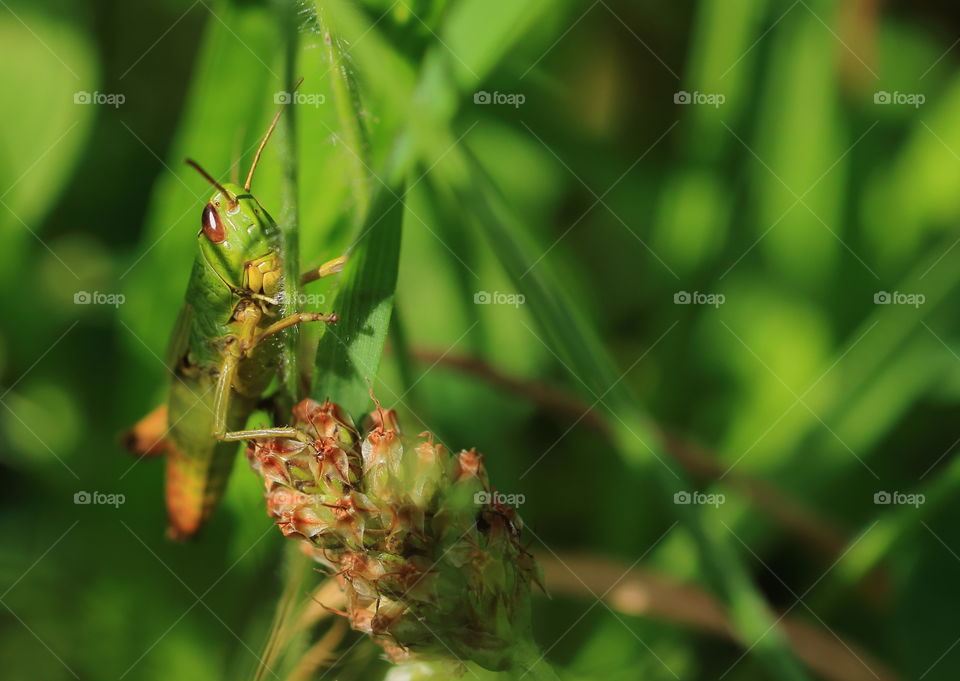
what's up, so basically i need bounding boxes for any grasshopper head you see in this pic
[185,82,299,292]
[196,182,277,291]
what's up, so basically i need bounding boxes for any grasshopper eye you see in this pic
[201,203,225,243]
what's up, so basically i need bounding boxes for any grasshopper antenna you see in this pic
[244,77,304,191]
[229,127,245,184]
[185,159,237,210]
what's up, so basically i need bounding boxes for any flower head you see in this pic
[246,399,540,670]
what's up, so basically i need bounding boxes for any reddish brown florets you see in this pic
[246,398,540,671]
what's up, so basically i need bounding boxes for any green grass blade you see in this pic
[760,238,960,495]
[303,2,372,223]
[442,0,559,86]
[311,183,405,419]
[826,450,960,601]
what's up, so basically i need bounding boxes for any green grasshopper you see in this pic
[127,92,344,539]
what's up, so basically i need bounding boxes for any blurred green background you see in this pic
[3,0,960,679]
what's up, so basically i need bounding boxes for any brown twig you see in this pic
[540,553,901,681]
[286,619,349,681]
[297,578,348,631]
[293,557,901,681]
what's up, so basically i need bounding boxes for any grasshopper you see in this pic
[127,91,344,539]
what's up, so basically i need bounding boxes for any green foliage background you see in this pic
[2,0,960,679]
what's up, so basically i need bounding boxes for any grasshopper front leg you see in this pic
[251,311,339,348]
[300,255,347,285]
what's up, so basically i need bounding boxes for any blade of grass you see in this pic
[302,3,372,223]
[441,0,560,86]
[816,432,960,608]
[301,0,405,419]
[409,176,488,356]
[314,0,418,121]
[745,238,960,518]
[311,183,405,419]
[252,544,311,681]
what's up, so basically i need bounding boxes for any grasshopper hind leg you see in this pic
[123,404,169,456]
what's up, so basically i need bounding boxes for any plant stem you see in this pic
[276,0,302,403]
